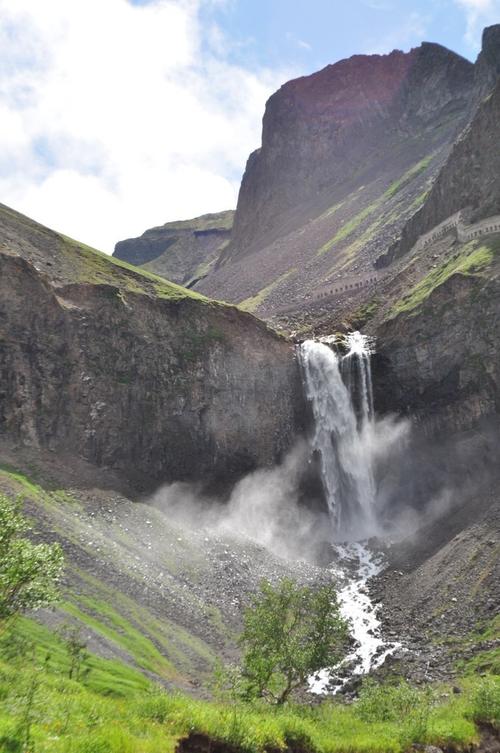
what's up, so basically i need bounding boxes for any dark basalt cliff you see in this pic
[223,42,474,263]
[0,205,304,492]
[378,76,500,266]
[367,33,500,454]
[189,26,500,318]
[114,210,234,287]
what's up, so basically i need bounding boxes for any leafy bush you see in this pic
[472,677,500,726]
[356,679,435,746]
[0,494,64,623]
[0,719,22,753]
[240,578,348,704]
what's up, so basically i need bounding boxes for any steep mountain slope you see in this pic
[0,458,328,692]
[295,75,500,510]
[379,74,500,266]
[0,204,304,494]
[114,210,234,287]
[227,44,473,261]
[192,27,500,317]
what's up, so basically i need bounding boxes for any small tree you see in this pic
[59,624,90,681]
[239,578,348,704]
[0,494,64,626]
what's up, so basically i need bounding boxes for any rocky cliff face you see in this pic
[474,24,500,96]
[361,35,500,484]
[365,234,500,511]
[379,76,500,266]
[222,43,474,263]
[191,27,500,320]
[114,211,234,287]
[0,204,304,492]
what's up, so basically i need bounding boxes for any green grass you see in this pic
[0,469,218,684]
[5,616,152,697]
[349,298,381,327]
[64,572,218,678]
[409,188,430,211]
[389,239,499,317]
[452,615,500,676]
[0,202,227,307]
[318,200,346,221]
[0,465,43,498]
[59,234,217,303]
[62,599,179,681]
[317,155,434,257]
[239,269,297,312]
[0,619,496,753]
[317,200,381,256]
[385,155,433,199]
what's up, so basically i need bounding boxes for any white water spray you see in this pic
[300,334,377,540]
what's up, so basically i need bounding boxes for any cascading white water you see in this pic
[301,333,401,693]
[300,334,377,541]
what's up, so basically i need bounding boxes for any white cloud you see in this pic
[455,0,500,49]
[0,0,296,252]
[285,31,312,52]
[363,10,428,55]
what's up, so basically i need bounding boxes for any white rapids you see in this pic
[300,334,401,693]
[310,542,400,694]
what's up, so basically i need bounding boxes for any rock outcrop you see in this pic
[189,26,500,318]
[0,204,304,492]
[221,43,475,264]
[114,210,234,287]
[378,77,500,266]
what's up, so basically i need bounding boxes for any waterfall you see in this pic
[302,333,402,694]
[300,333,377,541]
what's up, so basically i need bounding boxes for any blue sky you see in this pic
[199,0,488,71]
[0,0,499,252]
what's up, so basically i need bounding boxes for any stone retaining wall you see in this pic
[312,272,380,302]
[413,209,500,253]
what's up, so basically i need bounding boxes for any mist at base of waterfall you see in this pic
[149,333,448,695]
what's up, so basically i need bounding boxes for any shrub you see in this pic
[239,578,348,704]
[472,677,500,726]
[0,720,22,753]
[0,494,64,624]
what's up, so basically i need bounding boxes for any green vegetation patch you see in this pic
[59,234,218,303]
[389,239,499,318]
[239,269,297,313]
[317,200,381,256]
[385,155,433,199]
[350,298,381,328]
[8,616,151,697]
[317,155,434,257]
[0,630,496,753]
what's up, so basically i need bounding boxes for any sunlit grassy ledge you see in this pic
[58,233,224,304]
[0,202,227,307]
[389,236,500,318]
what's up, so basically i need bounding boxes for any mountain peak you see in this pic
[223,36,476,262]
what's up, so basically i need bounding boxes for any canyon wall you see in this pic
[224,43,475,263]
[0,205,304,492]
[379,75,500,266]
[114,211,234,286]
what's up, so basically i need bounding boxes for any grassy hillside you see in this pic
[0,203,220,304]
[0,614,498,753]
